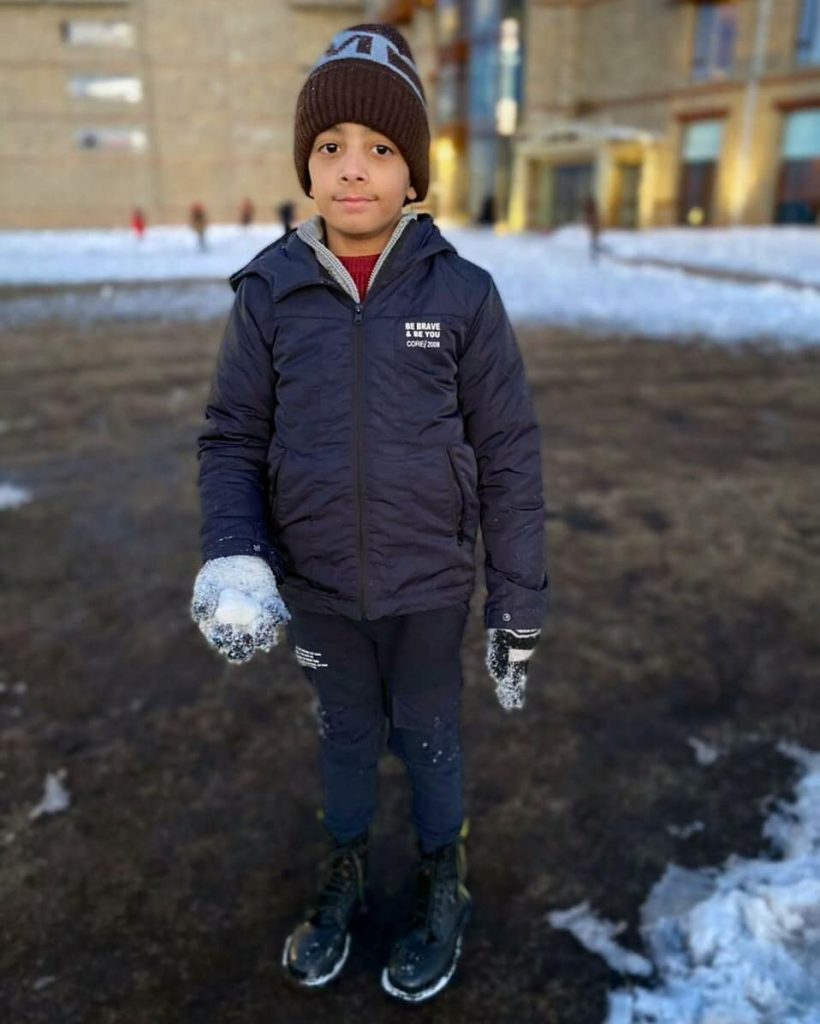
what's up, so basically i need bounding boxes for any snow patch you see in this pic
[29,769,71,820]
[547,900,654,977]
[0,482,32,510]
[554,741,820,1024]
[547,742,820,1023]
[688,736,723,765]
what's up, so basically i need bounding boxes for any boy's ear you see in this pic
[407,185,417,201]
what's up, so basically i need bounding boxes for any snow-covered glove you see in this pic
[191,554,291,665]
[485,628,541,711]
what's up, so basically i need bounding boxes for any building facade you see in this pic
[397,0,820,229]
[0,0,439,228]
[4,0,819,230]
[508,0,820,230]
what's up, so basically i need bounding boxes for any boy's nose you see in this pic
[339,160,368,182]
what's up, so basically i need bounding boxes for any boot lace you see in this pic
[412,851,456,942]
[312,845,364,928]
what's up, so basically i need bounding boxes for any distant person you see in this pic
[191,22,546,1006]
[277,199,295,235]
[583,192,602,262]
[477,193,496,226]
[190,202,208,251]
[239,196,255,228]
[131,207,146,241]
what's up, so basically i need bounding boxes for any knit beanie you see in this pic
[293,23,430,205]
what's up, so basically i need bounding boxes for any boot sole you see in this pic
[281,931,351,989]
[380,911,469,1004]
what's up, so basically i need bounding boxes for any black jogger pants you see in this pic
[284,600,470,853]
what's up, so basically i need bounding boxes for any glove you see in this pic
[485,628,541,711]
[191,554,291,665]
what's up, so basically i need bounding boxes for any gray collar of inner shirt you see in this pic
[296,210,419,305]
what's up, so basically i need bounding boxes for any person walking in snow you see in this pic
[239,196,255,228]
[583,192,602,262]
[191,22,548,1005]
[189,201,208,251]
[131,206,146,241]
[277,198,296,235]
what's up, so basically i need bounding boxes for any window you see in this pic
[776,108,820,223]
[796,0,820,66]
[69,75,142,103]
[75,127,147,152]
[678,118,724,226]
[782,108,820,158]
[691,2,737,81]
[60,20,134,48]
[682,119,724,162]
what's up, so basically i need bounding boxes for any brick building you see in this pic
[3,0,819,230]
[0,0,436,228]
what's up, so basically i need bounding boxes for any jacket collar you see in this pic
[296,210,417,304]
[229,212,457,303]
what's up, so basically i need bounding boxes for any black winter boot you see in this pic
[381,834,472,1003]
[281,831,368,988]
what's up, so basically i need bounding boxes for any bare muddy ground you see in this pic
[0,306,818,1023]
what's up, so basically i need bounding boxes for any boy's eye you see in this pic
[316,142,393,156]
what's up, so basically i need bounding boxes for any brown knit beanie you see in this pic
[293,23,430,205]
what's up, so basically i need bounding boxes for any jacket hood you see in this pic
[228,212,457,302]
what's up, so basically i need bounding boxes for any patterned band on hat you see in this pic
[310,28,426,107]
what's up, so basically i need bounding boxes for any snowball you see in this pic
[214,588,262,627]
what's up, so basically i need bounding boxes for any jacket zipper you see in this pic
[322,262,413,619]
[446,446,466,546]
[353,301,367,618]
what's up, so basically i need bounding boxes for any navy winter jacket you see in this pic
[197,212,548,629]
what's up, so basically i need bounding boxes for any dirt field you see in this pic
[0,300,818,1023]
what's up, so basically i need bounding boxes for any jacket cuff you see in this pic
[484,571,549,630]
[202,535,269,560]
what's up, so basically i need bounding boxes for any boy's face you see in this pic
[307,122,418,256]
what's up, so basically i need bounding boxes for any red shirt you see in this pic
[337,252,380,300]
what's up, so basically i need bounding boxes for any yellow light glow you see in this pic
[435,137,457,165]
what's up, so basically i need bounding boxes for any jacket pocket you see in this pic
[267,443,287,524]
[446,445,466,546]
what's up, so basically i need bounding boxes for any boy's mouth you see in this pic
[335,197,374,210]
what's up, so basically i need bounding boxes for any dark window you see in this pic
[692,2,737,81]
[796,0,820,66]
[775,108,820,223]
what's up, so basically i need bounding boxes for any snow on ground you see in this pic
[448,225,820,349]
[0,482,32,510]
[1,223,819,347]
[688,736,723,766]
[602,224,820,287]
[547,901,654,978]
[29,768,71,821]
[548,740,820,1024]
[0,224,285,286]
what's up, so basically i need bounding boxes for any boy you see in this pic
[191,23,548,1004]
